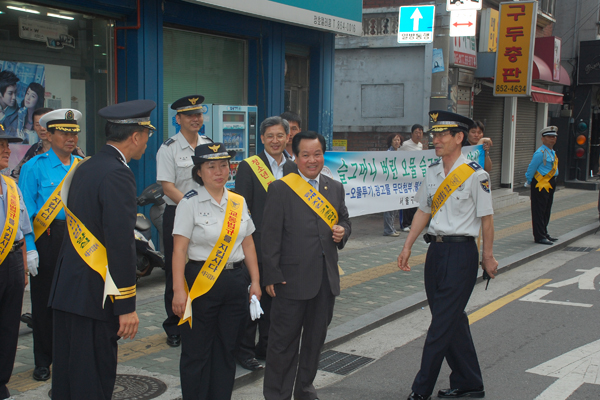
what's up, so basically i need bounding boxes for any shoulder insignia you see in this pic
[183,189,198,199]
[480,178,490,193]
[429,159,441,168]
[162,138,175,147]
[467,161,482,171]
[199,135,213,143]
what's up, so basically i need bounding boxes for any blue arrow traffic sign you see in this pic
[398,5,435,43]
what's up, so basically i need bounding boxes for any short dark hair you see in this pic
[21,82,45,109]
[191,160,230,186]
[33,107,53,120]
[386,133,403,148]
[449,127,467,146]
[469,120,485,132]
[0,70,19,96]
[411,124,424,134]
[292,131,326,156]
[260,116,289,136]
[105,122,146,142]
[280,111,302,128]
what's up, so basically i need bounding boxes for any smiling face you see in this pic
[0,139,11,170]
[296,138,324,179]
[432,129,463,158]
[261,124,288,159]
[176,112,204,135]
[198,159,230,190]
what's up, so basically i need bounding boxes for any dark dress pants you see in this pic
[530,177,555,241]
[52,309,120,400]
[179,262,248,400]
[32,219,65,368]
[411,241,483,397]
[402,207,417,229]
[264,268,335,400]
[0,251,25,399]
[162,205,180,336]
[236,262,272,361]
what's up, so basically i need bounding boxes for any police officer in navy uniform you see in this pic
[49,100,155,400]
[156,95,212,347]
[397,111,499,400]
[525,126,559,245]
[0,126,32,400]
[18,108,84,382]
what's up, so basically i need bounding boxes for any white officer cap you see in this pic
[539,126,558,137]
[39,109,82,132]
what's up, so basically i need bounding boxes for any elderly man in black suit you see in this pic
[49,100,156,400]
[234,116,297,370]
[262,131,351,400]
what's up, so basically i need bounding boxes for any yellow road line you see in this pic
[468,279,551,325]
[340,201,597,291]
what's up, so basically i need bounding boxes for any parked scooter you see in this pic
[135,183,166,278]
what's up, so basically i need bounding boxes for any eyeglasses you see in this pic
[431,131,452,140]
[264,133,287,141]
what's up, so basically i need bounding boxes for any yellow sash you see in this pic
[280,173,339,228]
[534,156,558,193]
[0,176,20,265]
[33,157,80,241]
[246,155,276,192]
[179,191,244,328]
[431,162,479,217]
[61,157,124,308]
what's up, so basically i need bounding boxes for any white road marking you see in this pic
[545,267,600,290]
[519,289,593,308]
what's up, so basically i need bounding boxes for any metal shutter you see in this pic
[513,97,538,187]
[473,85,504,189]
[457,86,471,118]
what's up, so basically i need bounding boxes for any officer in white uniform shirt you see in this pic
[397,111,498,400]
[156,94,212,347]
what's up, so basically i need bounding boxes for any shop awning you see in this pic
[532,55,571,86]
[531,86,564,104]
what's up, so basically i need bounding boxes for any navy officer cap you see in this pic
[171,95,205,115]
[98,99,157,130]
[429,110,474,133]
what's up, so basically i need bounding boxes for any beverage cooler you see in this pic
[168,104,258,189]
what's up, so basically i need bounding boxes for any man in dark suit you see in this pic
[49,100,156,400]
[262,131,351,400]
[234,116,297,370]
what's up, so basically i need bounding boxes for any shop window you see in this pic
[0,0,113,170]
[162,27,247,140]
[284,49,310,130]
[539,0,555,16]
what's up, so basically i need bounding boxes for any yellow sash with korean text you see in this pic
[0,176,20,265]
[246,155,276,192]
[280,173,339,228]
[431,162,479,218]
[179,191,244,328]
[61,157,124,308]
[534,156,558,193]
[33,158,80,240]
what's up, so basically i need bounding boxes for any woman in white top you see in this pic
[171,142,261,400]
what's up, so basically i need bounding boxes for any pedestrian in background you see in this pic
[400,124,424,231]
[467,120,493,173]
[383,133,403,237]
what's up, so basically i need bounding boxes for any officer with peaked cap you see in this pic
[0,124,32,400]
[398,110,498,400]
[157,95,212,347]
[49,99,155,400]
[525,126,559,245]
[18,108,84,382]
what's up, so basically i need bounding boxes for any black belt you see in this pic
[193,260,243,270]
[424,234,474,243]
[9,240,24,253]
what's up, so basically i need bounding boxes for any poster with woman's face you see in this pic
[0,61,45,176]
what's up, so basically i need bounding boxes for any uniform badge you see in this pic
[189,97,199,105]
[183,189,198,199]
[430,112,439,122]
[65,110,75,120]
[208,144,220,153]
[480,179,490,193]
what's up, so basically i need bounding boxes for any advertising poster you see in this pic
[322,145,485,217]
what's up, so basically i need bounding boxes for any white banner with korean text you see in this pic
[322,145,485,217]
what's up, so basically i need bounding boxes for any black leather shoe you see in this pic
[407,392,431,400]
[546,236,558,242]
[437,387,485,398]
[166,334,181,347]
[238,357,264,371]
[535,238,554,245]
[33,366,51,381]
[20,313,33,329]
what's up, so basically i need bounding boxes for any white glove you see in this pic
[249,295,264,321]
[524,182,530,188]
[27,250,39,277]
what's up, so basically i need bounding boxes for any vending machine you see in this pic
[167,104,258,189]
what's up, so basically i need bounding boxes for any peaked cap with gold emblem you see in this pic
[98,99,157,131]
[192,142,236,165]
[429,110,474,133]
[171,95,206,115]
[39,108,83,133]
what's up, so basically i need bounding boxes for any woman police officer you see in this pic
[171,142,261,400]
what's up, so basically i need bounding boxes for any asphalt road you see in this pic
[233,234,600,400]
